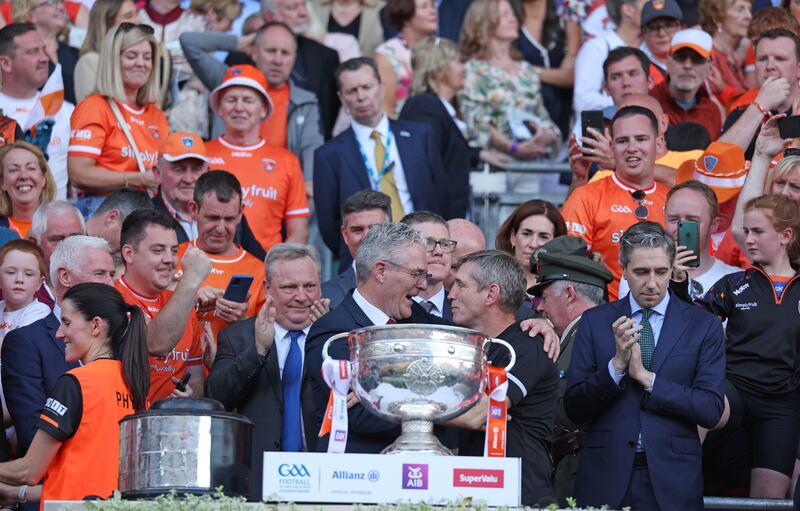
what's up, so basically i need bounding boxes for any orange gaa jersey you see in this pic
[561,173,668,301]
[176,240,266,337]
[37,360,136,508]
[68,95,168,178]
[206,137,309,252]
[114,277,202,402]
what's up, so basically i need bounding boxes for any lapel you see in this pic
[337,267,357,296]
[260,320,284,402]
[557,318,581,372]
[427,93,469,147]
[390,120,419,195]
[442,291,453,321]
[45,312,64,353]
[340,128,372,190]
[651,292,688,372]
[342,295,374,328]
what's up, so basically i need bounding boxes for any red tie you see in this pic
[387,319,397,324]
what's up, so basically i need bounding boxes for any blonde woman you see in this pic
[308,0,384,56]
[67,24,168,218]
[12,0,79,104]
[74,0,139,102]
[0,142,57,237]
[188,0,242,32]
[458,0,559,161]
[400,36,507,218]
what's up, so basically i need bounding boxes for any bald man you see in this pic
[443,218,486,291]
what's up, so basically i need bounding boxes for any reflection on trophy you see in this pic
[322,323,516,455]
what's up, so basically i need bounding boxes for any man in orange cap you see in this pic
[153,131,266,259]
[649,28,723,141]
[206,65,310,254]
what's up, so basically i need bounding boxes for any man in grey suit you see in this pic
[321,189,390,309]
[206,243,325,501]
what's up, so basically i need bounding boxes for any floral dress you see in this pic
[458,59,560,151]
[375,37,412,113]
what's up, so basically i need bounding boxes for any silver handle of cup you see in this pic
[322,332,350,359]
[482,337,516,372]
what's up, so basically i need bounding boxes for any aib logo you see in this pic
[334,430,347,441]
[278,464,310,477]
[402,464,428,490]
[489,406,503,418]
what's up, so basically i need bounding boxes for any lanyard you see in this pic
[355,125,394,190]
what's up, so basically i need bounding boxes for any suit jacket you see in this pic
[313,120,449,265]
[305,295,448,453]
[564,292,725,510]
[1,313,78,457]
[321,266,357,310]
[295,36,340,140]
[152,191,267,260]
[206,317,318,502]
[400,93,480,219]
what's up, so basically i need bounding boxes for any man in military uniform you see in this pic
[529,236,613,506]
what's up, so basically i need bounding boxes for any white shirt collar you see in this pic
[412,286,445,315]
[352,288,392,325]
[352,114,389,143]
[274,321,311,342]
[628,291,670,316]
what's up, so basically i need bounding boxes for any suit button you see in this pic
[279,407,284,414]
[274,441,280,448]
[628,441,635,448]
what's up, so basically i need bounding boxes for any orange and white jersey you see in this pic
[68,95,168,175]
[560,174,668,300]
[176,240,266,337]
[205,137,309,252]
[114,277,203,402]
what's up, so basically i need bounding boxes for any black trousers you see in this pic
[621,464,660,510]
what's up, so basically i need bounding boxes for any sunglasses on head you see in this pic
[631,190,649,220]
[117,23,155,35]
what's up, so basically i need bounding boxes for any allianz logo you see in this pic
[332,470,380,482]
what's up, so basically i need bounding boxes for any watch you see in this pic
[18,484,27,504]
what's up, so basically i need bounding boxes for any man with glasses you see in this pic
[562,105,669,301]
[650,29,723,140]
[401,211,455,320]
[641,0,684,81]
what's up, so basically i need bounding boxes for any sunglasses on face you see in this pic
[670,49,708,65]
[645,20,681,34]
[631,189,649,220]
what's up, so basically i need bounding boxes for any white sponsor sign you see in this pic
[263,452,520,506]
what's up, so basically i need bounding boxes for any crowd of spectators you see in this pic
[0,0,796,509]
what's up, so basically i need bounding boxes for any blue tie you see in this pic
[281,330,303,452]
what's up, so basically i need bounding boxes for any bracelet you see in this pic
[753,101,769,118]
[509,141,518,155]
[18,484,27,504]
[123,173,130,188]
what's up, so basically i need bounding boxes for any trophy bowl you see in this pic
[322,323,515,455]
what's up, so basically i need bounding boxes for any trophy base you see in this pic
[380,419,452,456]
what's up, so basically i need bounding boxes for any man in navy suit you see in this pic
[321,189,391,309]
[313,57,448,267]
[564,221,725,510]
[2,236,115,460]
[400,211,454,320]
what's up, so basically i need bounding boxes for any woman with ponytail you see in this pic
[0,283,149,507]
[702,194,800,499]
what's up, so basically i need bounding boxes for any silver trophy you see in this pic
[322,323,516,455]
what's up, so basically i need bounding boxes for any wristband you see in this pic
[753,101,769,118]
[510,141,518,155]
[18,485,27,504]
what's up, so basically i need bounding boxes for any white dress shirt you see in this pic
[351,115,414,215]
[352,289,393,325]
[412,286,446,318]
[273,323,310,378]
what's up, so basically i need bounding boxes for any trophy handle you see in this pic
[483,337,516,372]
[322,332,350,359]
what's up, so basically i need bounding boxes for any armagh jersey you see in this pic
[114,277,203,402]
[38,360,136,508]
[206,137,310,252]
[68,95,168,181]
[561,174,668,300]
[176,240,266,337]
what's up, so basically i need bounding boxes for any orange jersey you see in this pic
[260,84,289,148]
[68,95,168,178]
[561,174,669,300]
[38,360,135,508]
[176,240,266,337]
[206,137,310,252]
[114,277,203,402]
[713,228,751,270]
[7,217,31,238]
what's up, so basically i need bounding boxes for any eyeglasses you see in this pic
[644,20,681,34]
[631,189,649,219]
[385,261,430,285]
[117,22,156,35]
[670,49,708,65]
[423,237,457,253]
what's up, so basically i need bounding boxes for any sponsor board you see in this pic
[263,452,520,506]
